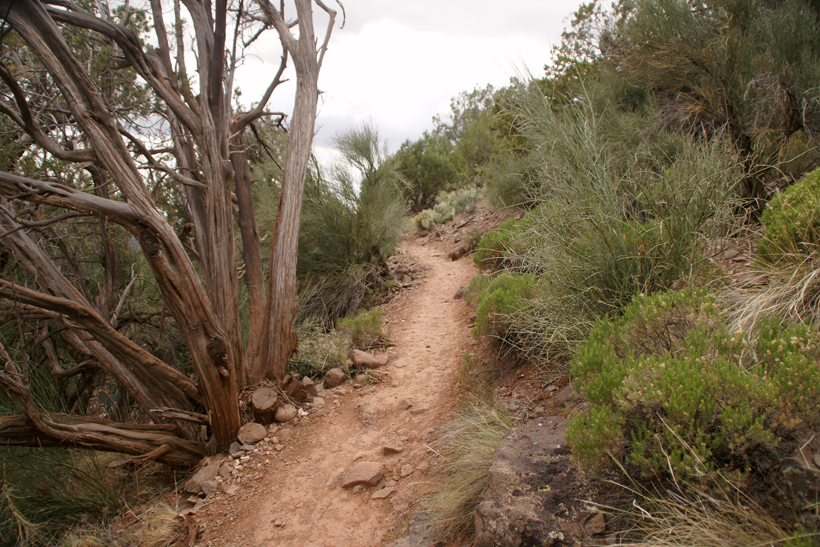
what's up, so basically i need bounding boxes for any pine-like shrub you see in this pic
[758,167,820,263]
[568,288,820,480]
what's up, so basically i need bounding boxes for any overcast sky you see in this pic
[234,1,585,159]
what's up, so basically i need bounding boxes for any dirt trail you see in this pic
[196,237,478,547]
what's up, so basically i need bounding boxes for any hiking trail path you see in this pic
[195,236,480,547]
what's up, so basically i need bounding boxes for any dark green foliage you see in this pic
[568,288,820,479]
[396,134,461,212]
[758,167,820,263]
[251,123,405,329]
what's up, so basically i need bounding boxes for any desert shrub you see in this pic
[473,212,539,272]
[758,167,820,263]
[336,308,390,350]
[472,219,518,271]
[568,288,820,480]
[483,152,539,209]
[469,273,537,340]
[296,262,386,329]
[289,322,350,378]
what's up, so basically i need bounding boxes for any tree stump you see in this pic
[251,387,278,423]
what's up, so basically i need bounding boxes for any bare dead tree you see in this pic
[0,0,339,461]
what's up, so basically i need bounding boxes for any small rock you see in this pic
[229,442,245,457]
[400,464,414,478]
[371,487,395,499]
[301,376,319,396]
[392,360,407,368]
[585,512,606,534]
[237,423,267,444]
[383,440,405,454]
[554,384,576,406]
[342,461,385,488]
[416,461,430,473]
[275,404,298,423]
[201,480,218,497]
[240,444,256,452]
[218,464,233,478]
[274,444,284,451]
[312,396,325,409]
[324,368,347,389]
[400,399,413,410]
[354,374,368,384]
[267,424,279,436]
[453,286,468,299]
[350,349,389,370]
[183,461,220,494]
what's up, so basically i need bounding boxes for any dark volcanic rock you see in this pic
[474,416,588,547]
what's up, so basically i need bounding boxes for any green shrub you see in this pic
[470,273,537,339]
[473,219,518,271]
[568,288,820,480]
[336,308,390,350]
[758,167,820,263]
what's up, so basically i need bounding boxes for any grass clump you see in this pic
[336,308,390,350]
[426,402,511,541]
[609,469,819,547]
[758,167,820,263]
[289,322,350,378]
[0,448,120,546]
[567,288,820,480]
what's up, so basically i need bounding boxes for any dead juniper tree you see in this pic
[0,0,340,463]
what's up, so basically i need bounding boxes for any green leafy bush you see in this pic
[469,273,537,340]
[336,308,390,350]
[568,288,820,480]
[758,167,820,263]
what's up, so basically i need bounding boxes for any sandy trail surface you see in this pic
[195,237,478,547]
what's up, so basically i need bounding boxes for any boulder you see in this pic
[350,349,389,370]
[323,367,347,388]
[342,461,385,488]
[474,417,587,547]
[236,422,267,445]
[274,403,298,423]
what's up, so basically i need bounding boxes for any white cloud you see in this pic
[235,1,585,157]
